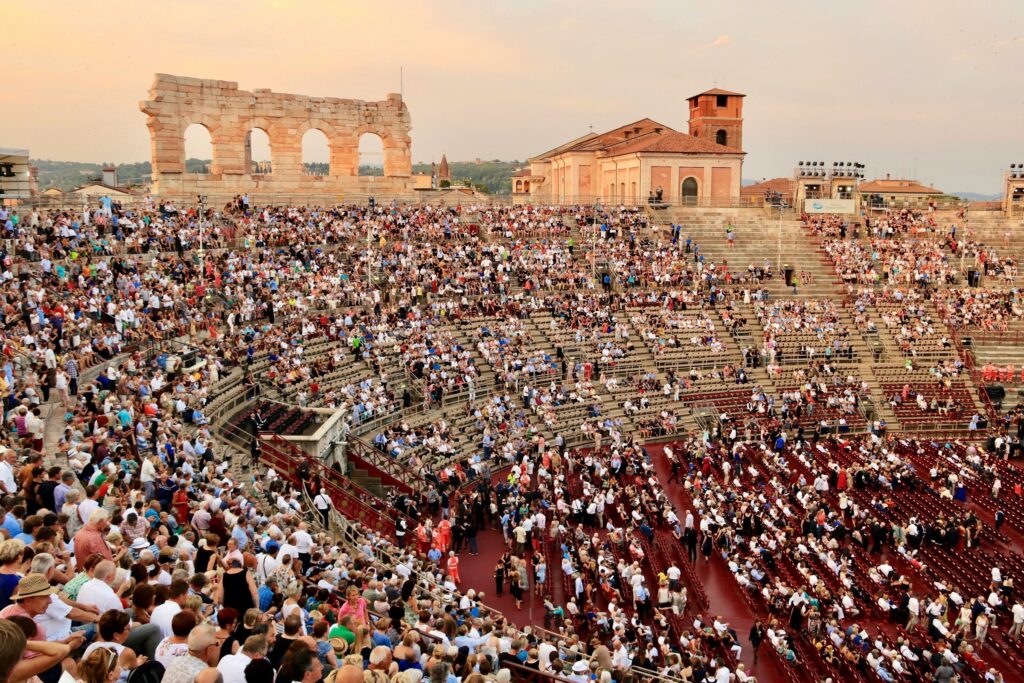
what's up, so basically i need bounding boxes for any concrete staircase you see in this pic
[643,207,841,298]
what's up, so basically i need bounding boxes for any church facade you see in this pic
[515,88,746,205]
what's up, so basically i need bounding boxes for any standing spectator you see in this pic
[64,354,79,396]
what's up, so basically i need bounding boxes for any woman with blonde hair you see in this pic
[62,489,83,537]
[186,591,208,614]
[393,630,422,673]
[336,585,369,626]
[280,583,308,635]
[352,624,372,662]
[76,645,122,683]
[0,539,26,609]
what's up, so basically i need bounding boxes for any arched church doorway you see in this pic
[681,177,699,205]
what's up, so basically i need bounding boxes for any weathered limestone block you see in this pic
[140,73,414,196]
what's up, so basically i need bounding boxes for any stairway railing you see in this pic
[345,433,429,495]
[258,433,415,541]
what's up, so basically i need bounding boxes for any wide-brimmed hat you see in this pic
[14,573,57,600]
[131,537,150,550]
[330,637,348,656]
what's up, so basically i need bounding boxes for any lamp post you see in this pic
[197,194,207,287]
[777,204,784,272]
[366,197,377,291]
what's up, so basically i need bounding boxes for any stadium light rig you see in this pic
[796,161,864,179]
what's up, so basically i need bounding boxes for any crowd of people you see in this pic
[0,196,1022,683]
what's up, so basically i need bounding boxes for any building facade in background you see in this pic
[516,88,745,205]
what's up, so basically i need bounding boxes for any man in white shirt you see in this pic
[395,557,412,580]
[0,448,17,495]
[133,457,155,501]
[218,634,267,683]
[256,543,281,584]
[31,553,98,641]
[610,639,631,670]
[313,491,331,527]
[667,564,682,591]
[906,595,920,631]
[1010,600,1024,640]
[78,561,125,614]
[150,579,188,637]
[292,523,315,572]
[77,493,100,527]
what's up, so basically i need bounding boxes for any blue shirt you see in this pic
[2,513,21,538]
[231,525,249,550]
[258,584,276,611]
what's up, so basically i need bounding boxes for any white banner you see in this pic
[804,198,856,214]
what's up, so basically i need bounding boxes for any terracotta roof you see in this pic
[533,119,675,159]
[530,132,601,161]
[70,182,134,195]
[689,88,745,100]
[740,177,796,197]
[534,118,742,159]
[857,179,943,195]
[603,129,743,157]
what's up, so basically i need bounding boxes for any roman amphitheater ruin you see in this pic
[139,73,413,200]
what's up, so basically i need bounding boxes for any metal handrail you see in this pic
[345,434,429,494]
[258,433,413,540]
[274,432,419,516]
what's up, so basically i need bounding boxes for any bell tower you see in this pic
[687,88,745,151]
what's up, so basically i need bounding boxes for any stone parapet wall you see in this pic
[151,172,413,201]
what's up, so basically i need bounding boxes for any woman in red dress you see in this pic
[171,487,190,525]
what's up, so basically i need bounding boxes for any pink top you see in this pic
[337,597,369,625]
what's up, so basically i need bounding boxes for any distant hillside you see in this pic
[33,159,204,191]
[951,191,1001,201]
[411,160,522,194]
[34,158,524,195]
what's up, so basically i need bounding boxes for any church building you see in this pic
[515,88,745,204]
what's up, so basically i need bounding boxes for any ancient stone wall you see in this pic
[139,74,413,198]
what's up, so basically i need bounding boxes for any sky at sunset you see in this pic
[2,0,1022,193]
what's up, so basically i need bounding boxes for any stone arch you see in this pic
[183,123,214,174]
[354,122,409,178]
[357,132,385,176]
[301,128,331,176]
[716,129,728,146]
[515,180,523,192]
[183,113,232,175]
[140,74,414,194]
[524,180,530,192]
[245,127,272,174]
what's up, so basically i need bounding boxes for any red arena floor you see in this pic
[449,439,1024,683]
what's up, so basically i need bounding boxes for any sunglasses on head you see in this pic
[101,647,119,672]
